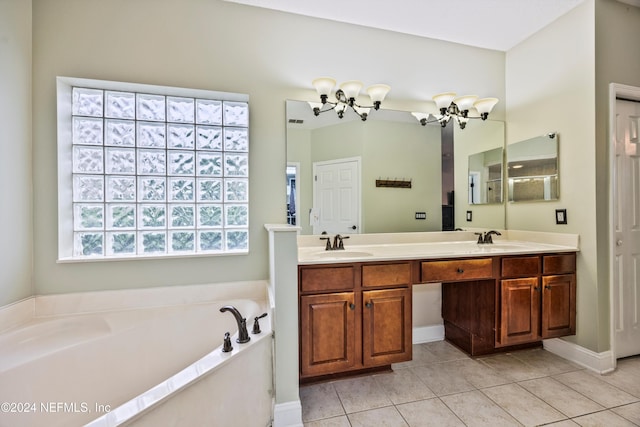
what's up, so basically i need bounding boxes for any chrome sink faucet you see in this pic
[475,230,502,244]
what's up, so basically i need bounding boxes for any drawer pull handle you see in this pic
[349,303,356,310]
[365,302,373,308]
[457,268,464,274]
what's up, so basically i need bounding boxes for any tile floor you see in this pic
[300,341,640,426]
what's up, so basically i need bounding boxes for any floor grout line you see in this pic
[301,344,640,427]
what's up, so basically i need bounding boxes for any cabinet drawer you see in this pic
[421,258,494,282]
[502,256,540,278]
[543,254,576,275]
[362,263,412,288]
[300,265,356,293]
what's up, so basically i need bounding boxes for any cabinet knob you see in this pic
[456,268,464,274]
[349,303,356,310]
[534,286,540,291]
[545,285,552,290]
[365,302,372,308]
[617,239,623,246]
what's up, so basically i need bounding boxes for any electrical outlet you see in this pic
[415,212,426,220]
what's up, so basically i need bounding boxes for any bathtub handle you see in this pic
[222,332,233,353]
[252,312,268,334]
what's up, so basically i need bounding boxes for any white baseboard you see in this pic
[543,338,615,374]
[413,325,445,344]
[273,400,302,427]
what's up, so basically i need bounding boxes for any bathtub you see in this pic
[0,281,273,427]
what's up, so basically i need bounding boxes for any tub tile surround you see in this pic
[0,280,269,330]
[0,297,34,334]
[300,341,640,427]
[87,319,273,427]
[0,280,273,427]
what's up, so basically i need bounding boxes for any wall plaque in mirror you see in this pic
[507,133,558,202]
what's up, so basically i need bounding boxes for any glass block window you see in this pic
[60,78,249,259]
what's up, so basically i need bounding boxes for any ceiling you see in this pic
[224,0,594,51]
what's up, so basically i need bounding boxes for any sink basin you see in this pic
[313,251,374,259]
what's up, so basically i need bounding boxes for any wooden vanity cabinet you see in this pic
[432,253,576,355]
[362,287,412,367]
[299,262,412,380]
[299,292,358,377]
[497,254,576,348]
[300,251,576,370]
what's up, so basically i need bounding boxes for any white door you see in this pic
[614,98,640,358]
[312,158,360,235]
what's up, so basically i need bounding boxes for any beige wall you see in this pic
[506,0,598,350]
[0,0,33,306]
[594,0,640,351]
[27,0,504,297]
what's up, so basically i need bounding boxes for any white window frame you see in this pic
[56,77,249,262]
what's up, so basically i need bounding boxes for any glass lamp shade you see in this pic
[334,103,348,114]
[423,101,438,116]
[312,77,336,96]
[433,92,457,110]
[366,84,391,103]
[473,97,499,114]
[411,112,429,122]
[453,95,478,112]
[339,80,364,99]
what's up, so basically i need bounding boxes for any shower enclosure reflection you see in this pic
[507,133,559,202]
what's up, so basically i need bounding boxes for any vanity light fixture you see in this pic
[310,77,390,121]
[412,93,499,130]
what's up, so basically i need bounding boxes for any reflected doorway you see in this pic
[286,163,299,226]
[312,157,361,235]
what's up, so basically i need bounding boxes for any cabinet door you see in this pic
[300,292,357,377]
[498,277,540,347]
[362,288,412,366]
[541,274,576,338]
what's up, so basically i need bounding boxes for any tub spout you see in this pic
[220,306,250,344]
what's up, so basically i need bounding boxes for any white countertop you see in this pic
[298,230,579,265]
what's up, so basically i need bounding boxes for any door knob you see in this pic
[351,225,357,230]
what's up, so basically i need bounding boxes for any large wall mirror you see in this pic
[507,133,558,202]
[286,99,505,235]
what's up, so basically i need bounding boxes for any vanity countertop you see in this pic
[297,230,579,265]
